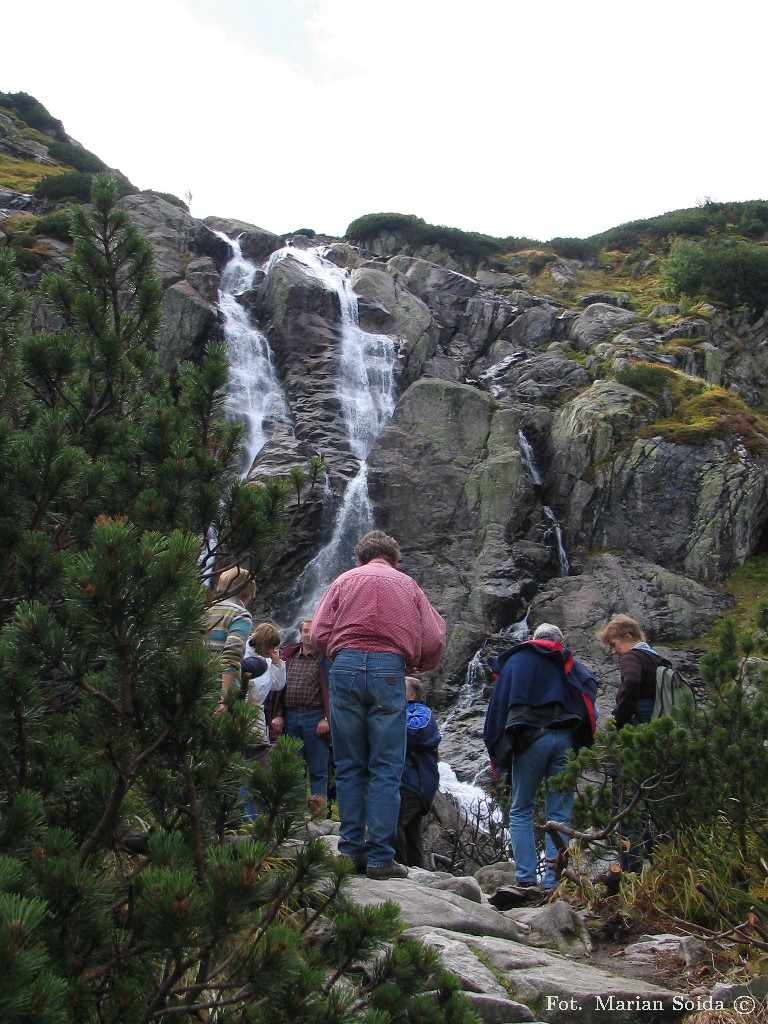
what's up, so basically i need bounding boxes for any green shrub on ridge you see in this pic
[47,140,108,174]
[662,237,768,313]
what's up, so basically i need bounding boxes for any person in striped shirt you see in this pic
[205,566,255,716]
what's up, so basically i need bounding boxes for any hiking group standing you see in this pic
[204,537,667,890]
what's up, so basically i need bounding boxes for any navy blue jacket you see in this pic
[401,701,441,812]
[483,640,597,775]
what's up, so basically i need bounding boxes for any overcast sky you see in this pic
[3,0,764,242]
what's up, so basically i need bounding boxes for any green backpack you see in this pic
[651,657,696,719]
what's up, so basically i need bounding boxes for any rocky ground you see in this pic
[305,811,767,1024]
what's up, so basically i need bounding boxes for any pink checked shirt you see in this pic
[310,557,446,672]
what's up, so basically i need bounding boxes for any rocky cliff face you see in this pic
[5,190,766,781]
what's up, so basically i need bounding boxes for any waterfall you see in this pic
[279,464,373,621]
[439,612,530,739]
[268,247,396,460]
[439,649,488,735]
[435,614,533,833]
[216,234,291,474]
[518,430,569,576]
[517,431,542,486]
[267,246,397,625]
[438,763,502,830]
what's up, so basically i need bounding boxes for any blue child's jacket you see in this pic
[401,701,441,812]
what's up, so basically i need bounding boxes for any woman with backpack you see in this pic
[597,613,661,871]
[597,614,659,727]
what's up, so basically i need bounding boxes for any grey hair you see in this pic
[533,622,564,642]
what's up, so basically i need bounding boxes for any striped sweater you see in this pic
[204,597,252,688]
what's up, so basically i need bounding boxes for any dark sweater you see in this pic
[613,645,658,727]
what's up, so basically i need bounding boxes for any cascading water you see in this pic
[439,649,488,736]
[440,612,531,740]
[437,763,501,831]
[267,246,397,624]
[437,614,531,821]
[518,430,569,576]
[216,234,292,474]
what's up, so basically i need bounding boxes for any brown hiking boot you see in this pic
[366,862,409,880]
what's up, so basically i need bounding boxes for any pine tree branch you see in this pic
[137,956,199,1024]
[83,934,142,984]
[152,986,255,1017]
[203,924,261,987]
[696,883,768,945]
[78,679,124,719]
[298,874,346,936]
[79,724,172,863]
[184,758,206,882]
[540,788,643,845]
[22,373,88,429]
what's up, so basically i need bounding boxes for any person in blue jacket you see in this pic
[395,677,442,868]
[483,623,598,893]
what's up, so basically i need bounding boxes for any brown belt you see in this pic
[285,705,323,713]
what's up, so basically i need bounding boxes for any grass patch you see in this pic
[522,246,668,315]
[0,153,69,193]
[18,124,55,146]
[642,388,768,453]
[615,362,704,404]
[558,345,588,365]
[2,213,37,237]
[694,554,768,653]
[614,363,768,454]
[715,554,768,638]
[2,210,73,250]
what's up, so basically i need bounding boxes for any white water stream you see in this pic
[437,614,531,820]
[266,246,397,625]
[216,234,291,474]
[518,430,569,576]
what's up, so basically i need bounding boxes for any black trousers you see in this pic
[395,788,426,867]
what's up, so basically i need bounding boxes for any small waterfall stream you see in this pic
[518,430,569,576]
[439,612,531,740]
[437,614,531,820]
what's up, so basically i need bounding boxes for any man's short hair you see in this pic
[533,622,563,642]
[355,530,401,566]
[405,676,423,701]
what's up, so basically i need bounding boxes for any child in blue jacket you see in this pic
[396,677,442,868]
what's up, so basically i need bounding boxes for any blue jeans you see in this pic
[284,708,329,798]
[240,744,271,824]
[329,650,406,867]
[509,728,575,890]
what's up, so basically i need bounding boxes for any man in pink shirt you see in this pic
[311,530,446,879]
